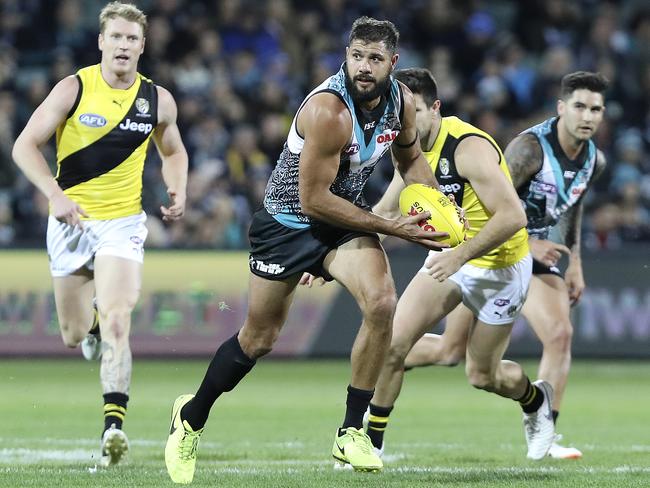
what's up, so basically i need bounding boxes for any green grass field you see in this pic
[1,359,649,487]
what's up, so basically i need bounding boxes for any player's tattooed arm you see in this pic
[503,133,543,190]
[564,203,583,258]
[594,149,607,181]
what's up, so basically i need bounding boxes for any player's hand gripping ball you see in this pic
[399,184,466,247]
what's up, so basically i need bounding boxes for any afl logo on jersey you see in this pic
[344,143,360,156]
[79,113,107,128]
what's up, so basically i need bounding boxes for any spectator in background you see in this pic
[610,129,648,196]
[426,47,461,113]
[618,179,650,242]
[0,190,15,245]
[500,39,537,113]
[532,45,575,112]
[0,91,17,189]
[224,124,271,209]
[55,0,95,66]
[0,46,17,91]
[585,199,622,250]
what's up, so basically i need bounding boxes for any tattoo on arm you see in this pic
[565,203,583,255]
[504,134,543,190]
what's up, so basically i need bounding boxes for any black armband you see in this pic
[393,134,418,149]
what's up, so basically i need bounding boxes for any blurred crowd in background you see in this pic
[1,0,650,250]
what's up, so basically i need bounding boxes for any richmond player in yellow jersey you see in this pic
[367,68,555,460]
[12,2,188,466]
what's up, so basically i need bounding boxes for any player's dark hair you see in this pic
[349,16,399,54]
[394,68,438,107]
[560,71,609,99]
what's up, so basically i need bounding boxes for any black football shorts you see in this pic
[248,207,378,281]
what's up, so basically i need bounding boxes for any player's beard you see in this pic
[344,65,391,103]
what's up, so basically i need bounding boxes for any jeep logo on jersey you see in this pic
[376,131,398,144]
[79,113,107,128]
[440,183,462,194]
[439,158,450,175]
[119,118,153,134]
[135,97,149,114]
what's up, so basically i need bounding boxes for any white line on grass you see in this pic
[4,438,650,468]
[0,437,304,449]
[4,437,650,452]
[0,448,98,463]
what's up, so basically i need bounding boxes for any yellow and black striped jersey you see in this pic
[424,116,528,269]
[55,64,158,219]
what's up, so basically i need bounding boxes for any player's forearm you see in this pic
[566,205,583,261]
[372,167,405,221]
[302,192,394,234]
[400,154,437,187]
[161,152,188,195]
[568,222,582,262]
[455,208,526,263]
[569,242,581,264]
[370,204,396,243]
[12,140,63,200]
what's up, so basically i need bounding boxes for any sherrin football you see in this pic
[398,183,466,247]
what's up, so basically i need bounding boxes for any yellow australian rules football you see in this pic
[398,183,466,247]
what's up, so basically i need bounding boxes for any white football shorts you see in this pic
[419,252,532,325]
[46,211,148,277]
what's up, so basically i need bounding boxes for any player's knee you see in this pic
[101,308,132,343]
[242,339,274,359]
[249,331,277,358]
[61,331,84,348]
[543,320,573,352]
[439,355,462,367]
[239,323,280,359]
[466,367,497,392]
[385,342,409,371]
[439,345,465,366]
[59,322,85,347]
[360,287,397,328]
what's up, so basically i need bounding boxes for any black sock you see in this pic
[516,378,544,413]
[181,333,256,430]
[552,409,559,425]
[341,385,374,430]
[366,403,393,449]
[103,392,128,435]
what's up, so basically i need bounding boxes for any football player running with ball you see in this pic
[165,18,451,484]
[366,68,555,461]
[403,71,608,459]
